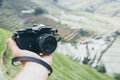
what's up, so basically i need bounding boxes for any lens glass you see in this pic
[43,37,56,52]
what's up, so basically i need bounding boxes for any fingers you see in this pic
[7,38,20,56]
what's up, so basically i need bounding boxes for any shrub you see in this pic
[113,73,120,80]
[79,29,93,37]
[96,63,106,73]
[34,7,46,15]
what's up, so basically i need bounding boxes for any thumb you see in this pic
[7,38,21,56]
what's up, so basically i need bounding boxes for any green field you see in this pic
[0,28,114,80]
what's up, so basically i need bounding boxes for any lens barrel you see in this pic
[38,34,57,55]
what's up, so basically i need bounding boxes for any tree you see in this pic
[0,0,3,8]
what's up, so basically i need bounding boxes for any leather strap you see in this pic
[12,56,53,76]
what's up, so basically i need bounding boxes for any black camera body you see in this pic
[12,24,60,55]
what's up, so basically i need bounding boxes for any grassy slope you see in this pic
[0,28,114,80]
[0,28,12,80]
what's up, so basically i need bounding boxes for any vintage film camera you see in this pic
[12,24,61,55]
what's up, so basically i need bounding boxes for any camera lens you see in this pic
[38,34,57,55]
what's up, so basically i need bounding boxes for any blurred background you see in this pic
[0,0,120,80]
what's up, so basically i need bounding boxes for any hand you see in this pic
[7,38,53,66]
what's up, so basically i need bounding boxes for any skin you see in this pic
[7,38,53,80]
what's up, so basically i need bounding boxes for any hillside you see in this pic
[55,0,120,17]
[0,0,81,42]
[0,0,120,79]
[0,28,114,80]
[0,0,120,42]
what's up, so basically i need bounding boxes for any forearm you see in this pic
[7,38,52,80]
[14,62,49,80]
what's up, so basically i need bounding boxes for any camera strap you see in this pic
[12,56,53,76]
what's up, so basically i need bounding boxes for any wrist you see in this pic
[24,61,49,74]
[12,56,53,75]
[15,62,49,80]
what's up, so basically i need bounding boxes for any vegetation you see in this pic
[0,0,3,7]
[34,7,47,15]
[96,63,106,73]
[113,73,120,80]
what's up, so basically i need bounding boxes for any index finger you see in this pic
[7,38,20,56]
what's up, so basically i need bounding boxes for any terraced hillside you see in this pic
[56,0,120,17]
[0,0,39,31]
[1,0,119,43]
[0,0,84,42]
[0,9,24,31]
[0,28,114,80]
